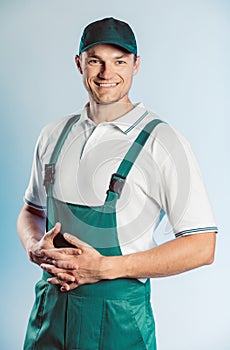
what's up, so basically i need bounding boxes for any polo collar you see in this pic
[79,103,149,134]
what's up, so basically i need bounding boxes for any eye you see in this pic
[116,60,126,65]
[88,59,101,65]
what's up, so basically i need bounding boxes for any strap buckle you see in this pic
[43,163,55,187]
[108,173,126,198]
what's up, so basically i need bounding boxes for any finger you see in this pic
[61,281,81,292]
[40,263,65,275]
[40,247,81,260]
[54,247,82,255]
[40,249,65,260]
[47,277,61,285]
[47,278,71,291]
[56,272,75,283]
[47,273,75,283]
[60,283,71,292]
[63,233,91,249]
[46,222,61,239]
[44,257,55,264]
[41,263,75,282]
[32,251,53,265]
[46,278,78,292]
[47,277,80,292]
[42,257,78,270]
[54,260,78,270]
[61,282,80,292]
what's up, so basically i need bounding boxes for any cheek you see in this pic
[122,72,134,87]
[83,66,99,77]
[82,72,94,87]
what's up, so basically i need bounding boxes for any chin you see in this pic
[93,97,119,105]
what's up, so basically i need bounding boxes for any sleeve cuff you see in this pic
[24,198,46,211]
[175,226,218,238]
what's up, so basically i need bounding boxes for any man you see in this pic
[17,17,218,349]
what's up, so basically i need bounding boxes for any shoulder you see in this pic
[37,112,82,157]
[145,110,192,149]
[144,110,196,169]
[40,113,79,141]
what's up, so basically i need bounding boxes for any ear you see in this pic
[75,55,83,74]
[133,56,140,76]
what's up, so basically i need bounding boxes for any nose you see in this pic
[98,62,115,80]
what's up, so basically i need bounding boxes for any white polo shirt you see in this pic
[24,103,218,255]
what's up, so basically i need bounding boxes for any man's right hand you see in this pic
[28,222,61,266]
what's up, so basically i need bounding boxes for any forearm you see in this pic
[104,232,216,280]
[17,204,46,253]
[39,231,216,290]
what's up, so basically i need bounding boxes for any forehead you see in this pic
[82,44,132,58]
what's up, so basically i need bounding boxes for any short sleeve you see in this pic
[24,131,47,210]
[155,124,218,237]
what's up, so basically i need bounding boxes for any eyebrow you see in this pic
[87,53,129,60]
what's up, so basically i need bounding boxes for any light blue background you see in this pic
[1,1,229,349]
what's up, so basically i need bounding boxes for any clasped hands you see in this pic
[31,223,106,292]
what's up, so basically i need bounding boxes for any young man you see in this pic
[17,17,218,349]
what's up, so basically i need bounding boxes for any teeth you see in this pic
[98,83,117,87]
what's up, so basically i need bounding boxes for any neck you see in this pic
[87,100,134,125]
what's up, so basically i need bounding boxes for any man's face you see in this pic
[76,44,140,105]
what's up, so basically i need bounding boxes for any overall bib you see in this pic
[24,115,163,350]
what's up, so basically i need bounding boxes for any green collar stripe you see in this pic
[124,111,149,134]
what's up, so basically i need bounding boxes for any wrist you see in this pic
[26,238,39,253]
[26,238,42,263]
[100,255,129,280]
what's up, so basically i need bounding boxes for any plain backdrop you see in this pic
[0,1,229,349]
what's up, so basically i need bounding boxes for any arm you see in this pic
[107,231,216,279]
[17,204,62,266]
[40,231,216,290]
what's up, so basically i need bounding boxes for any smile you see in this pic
[95,82,118,87]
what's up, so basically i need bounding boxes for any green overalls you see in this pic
[24,115,164,350]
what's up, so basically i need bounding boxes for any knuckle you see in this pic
[76,278,82,286]
[57,273,63,280]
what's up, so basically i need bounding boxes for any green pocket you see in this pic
[24,281,67,350]
[65,294,105,350]
[100,298,149,350]
[24,280,48,350]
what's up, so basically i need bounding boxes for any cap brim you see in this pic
[79,40,136,55]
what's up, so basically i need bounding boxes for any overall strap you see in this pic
[108,118,165,198]
[43,114,81,194]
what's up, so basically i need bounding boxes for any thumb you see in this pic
[46,222,61,239]
[63,233,91,250]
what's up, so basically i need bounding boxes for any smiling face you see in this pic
[75,44,140,106]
